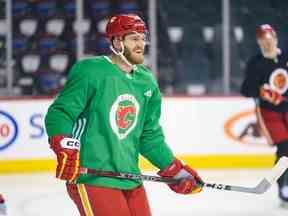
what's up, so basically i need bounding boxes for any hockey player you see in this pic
[45,14,203,216]
[240,24,288,208]
[0,194,6,215]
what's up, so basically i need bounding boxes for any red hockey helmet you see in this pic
[256,24,276,39]
[106,14,147,41]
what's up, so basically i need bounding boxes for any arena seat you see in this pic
[117,1,139,13]
[49,53,69,74]
[13,1,31,18]
[35,1,57,18]
[21,54,41,74]
[19,18,38,37]
[46,19,66,36]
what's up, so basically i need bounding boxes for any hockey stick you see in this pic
[80,156,288,194]
[203,156,288,194]
[81,170,179,183]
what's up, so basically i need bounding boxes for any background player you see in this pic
[45,14,203,216]
[240,24,288,208]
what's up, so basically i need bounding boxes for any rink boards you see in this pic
[0,97,275,173]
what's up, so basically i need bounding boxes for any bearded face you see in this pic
[122,32,146,64]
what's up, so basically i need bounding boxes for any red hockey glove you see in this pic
[260,84,284,105]
[0,194,6,215]
[158,159,203,194]
[49,135,81,182]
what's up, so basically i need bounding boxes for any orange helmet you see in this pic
[106,14,147,41]
[256,24,276,39]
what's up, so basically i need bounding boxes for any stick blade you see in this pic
[265,156,288,184]
[252,157,288,194]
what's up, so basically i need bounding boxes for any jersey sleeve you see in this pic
[240,57,262,97]
[45,60,96,137]
[139,86,175,170]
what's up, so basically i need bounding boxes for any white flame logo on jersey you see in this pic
[269,68,288,94]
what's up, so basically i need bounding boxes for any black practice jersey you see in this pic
[241,51,288,112]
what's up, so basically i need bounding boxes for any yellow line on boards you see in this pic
[0,159,56,173]
[0,154,275,174]
[140,154,276,170]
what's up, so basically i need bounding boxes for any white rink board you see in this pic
[161,97,274,154]
[0,97,274,160]
[0,99,53,159]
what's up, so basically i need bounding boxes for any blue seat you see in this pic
[13,1,31,18]
[91,1,111,17]
[36,1,57,18]
[13,37,28,53]
[36,72,64,95]
[95,36,111,55]
[38,36,58,54]
[117,2,139,13]
[62,1,76,17]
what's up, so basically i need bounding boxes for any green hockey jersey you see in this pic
[45,56,175,189]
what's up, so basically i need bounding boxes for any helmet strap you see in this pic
[110,41,136,70]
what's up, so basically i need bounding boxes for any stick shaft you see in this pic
[81,169,178,183]
[80,168,265,193]
[80,156,288,194]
